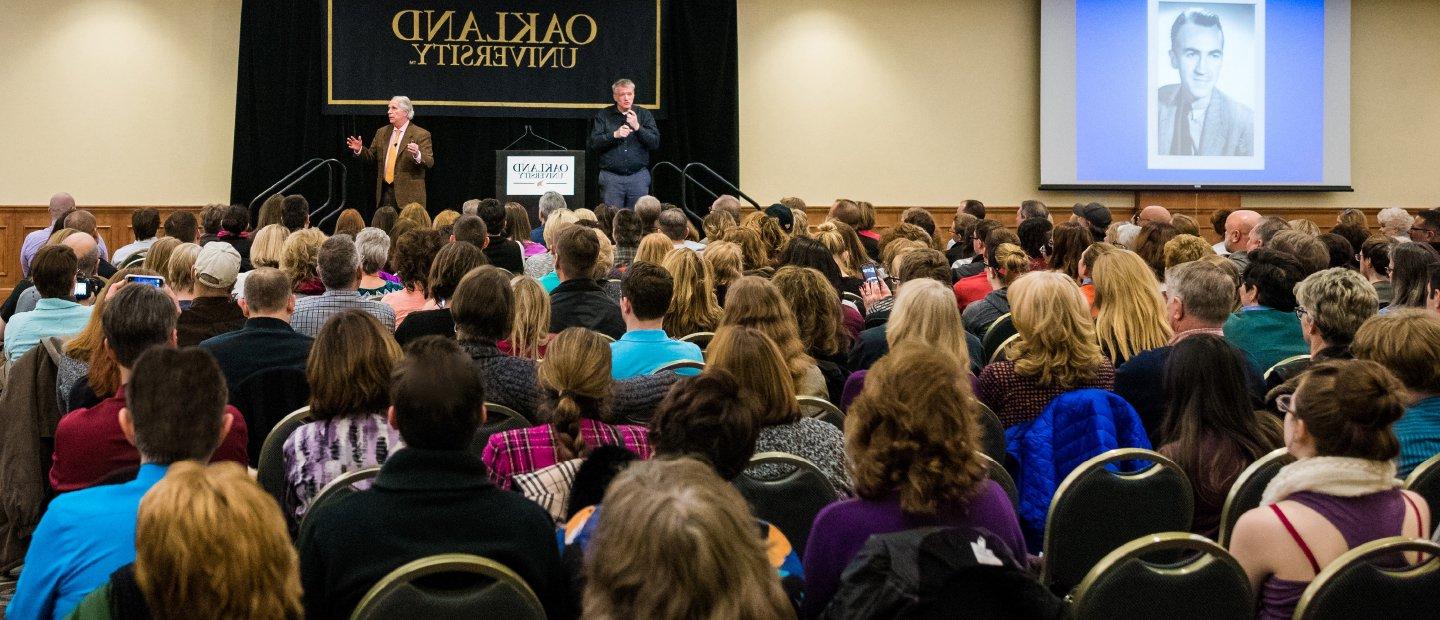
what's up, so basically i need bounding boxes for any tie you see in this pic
[1173,95,1194,156]
[384,133,399,184]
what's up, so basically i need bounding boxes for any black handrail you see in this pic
[650,161,709,231]
[247,158,347,228]
[681,162,763,211]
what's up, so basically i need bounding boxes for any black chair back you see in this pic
[256,406,314,512]
[975,401,1005,461]
[1405,452,1440,536]
[301,466,381,532]
[980,314,1017,364]
[1042,448,1193,596]
[798,396,845,430]
[232,366,310,465]
[651,359,705,374]
[351,553,545,620]
[979,452,1019,511]
[470,403,532,456]
[1218,448,1295,546]
[734,451,836,552]
[1294,537,1440,620]
[1068,532,1251,620]
[678,331,714,350]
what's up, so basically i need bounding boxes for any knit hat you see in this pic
[765,203,795,233]
[195,241,241,289]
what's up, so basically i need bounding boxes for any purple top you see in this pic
[1259,490,1416,620]
[20,227,109,276]
[282,413,404,521]
[801,480,1025,618]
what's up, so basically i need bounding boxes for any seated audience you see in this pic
[4,245,90,362]
[525,208,581,279]
[529,190,569,246]
[1358,236,1394,306]
[478,198,525,272]
[164,242,201,308]
[1267,268,1378,388]
[453,265,543,417]
[660,247,722,337]
[218,204,253,268]
[707,325,851,494]
[1049,221,1091,283]
[279,196,310,232]
[1220,210,1261,268]
[954,219,1003,276]
[1091,249,1173,365]
[548,225,625,339]
[110,208,160,266]
[1157,334,1282,538]
[283,310,403,521]
[507,202,546,257]
[392,241,486,346]
[198,267,312,400]
[1223,248,1309,372]
[49,286,248,492]
[1229,360,1430,620]
[702,240,743,305]
[1163,234,1214,270]
[279,227,326,296]
[1116,261,1260,435]
[1132,221,1179,281]
[962,242,1031,337]
[772,266,854,387]
[721,276,827,398]
[850,257,980,372]
[977,272,1114,427]
[1386,242,1440,311]
[610,262,703,379]
[292,235,397,337]
[333,208,365,237]
[503,275,552,359]
[811,221,868,286]
[1352,309,1440,477]
[1270,229,1331,276]
[659,208,704,251]
[804,342,1026,616]
[17,193,75,276]
[8,346,235,619]
[299,336,570,619]
[1017,217,1054,271]
[56,269,155,413]
[381,229,442,323]
[956,225,1020,309]
[580,458,792,618]
[176,241,245,346]
[483,328,652,489]
[234,223,290,299]
[162,210,199,244]
[68,462,302,618]
[140,236,181,277]
[354,228,403,298]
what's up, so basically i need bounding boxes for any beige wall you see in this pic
[738,0,1440,210]
[0,0,241,205]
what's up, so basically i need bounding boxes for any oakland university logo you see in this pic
[391,10,597,68]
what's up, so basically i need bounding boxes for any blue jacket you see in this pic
[1005,389,1151,549]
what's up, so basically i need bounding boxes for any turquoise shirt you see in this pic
[608,329,703,380]
[1222,306,1308,373]
[7,464,168,620]
[1395,396,1440,478]
[539,271,561,293]
[4,298,92,362]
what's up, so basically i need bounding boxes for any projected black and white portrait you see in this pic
[1149,1,1265,170]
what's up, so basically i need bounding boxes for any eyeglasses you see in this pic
[1411,227,1435,237]
[1294,306,1309,320]
[1276,393,1296,417]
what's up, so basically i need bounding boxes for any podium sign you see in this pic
[495,150,587,219]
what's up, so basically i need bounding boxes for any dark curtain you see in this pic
[230,1,738,225]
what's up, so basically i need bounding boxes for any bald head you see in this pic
[1224,210,1261,253]
[61,231,99,276]
[1138,205,1172,225]
[48,193,75,219]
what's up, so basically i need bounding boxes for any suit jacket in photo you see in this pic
[356,123,434,208]
[1156,85,1253,156]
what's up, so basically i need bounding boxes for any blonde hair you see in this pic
[706,326,799,426]
[848,343,986,514]
[539,328,613,461]
[724,227,770,272]
[1288,218,1321,236]
[397,202,431,228]
[719,276,816,385]
[142,236,182,274]
[1163,234,1214,269]
[165,243,201,294]
[509,276,551,360]
[701,241,743,289]
[249,224,290,269]
[883,239,928,276]
[790,208,810,237]
[886,279,971,370]
[582,458,791,619]
[136,462,301,620]
[813,221,864,277]
[771,266,847,357]
[1092,250,1173,361]
[280,228,327,288]
[573,208,598,222]
[542,209,582,248]
[989,243,1031,287]
[592,226,616,279]
[634,232,673,266]
[661,248,722,337]
[1007,271,1104,388]
[431,209,460,230]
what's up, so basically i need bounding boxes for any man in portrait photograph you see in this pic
[1157,8,1254,156]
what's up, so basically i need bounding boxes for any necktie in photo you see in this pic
[384,134,400,184]
[1173,96,1195,156]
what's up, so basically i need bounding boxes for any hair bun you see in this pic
[1345,362,1406,429]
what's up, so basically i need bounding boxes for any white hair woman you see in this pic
[354,228,402,299]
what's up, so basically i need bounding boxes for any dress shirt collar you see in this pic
[35,297,83,311]
[1168,326,1225,345]
[321,289,361,299]
[620,328,670,343]
[130,463,170,487]
[244,316,297,332]
[375,447,492,492]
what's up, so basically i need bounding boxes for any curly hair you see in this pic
[279,228,326,289]
[847,342,987,514]
[771,266,850,357]
[1007,271,1104,388]
[719,276,816,385]
[389,229,443,295]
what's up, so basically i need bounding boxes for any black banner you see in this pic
[326,0,662,118]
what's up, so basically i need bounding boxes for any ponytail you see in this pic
[538,328,614,461]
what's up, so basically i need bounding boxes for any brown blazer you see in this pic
[356,123,434,209]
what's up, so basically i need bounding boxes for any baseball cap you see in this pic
[195,241,241,289]
[1072,203,1112,238]
[765,203,795,233]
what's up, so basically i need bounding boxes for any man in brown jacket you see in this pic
[346,95,434,210]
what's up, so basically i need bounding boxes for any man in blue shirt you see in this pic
[610,261,702,379]
[7,294,236,620]
[5,245,91,362]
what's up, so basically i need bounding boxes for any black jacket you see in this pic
[549,278,625,339]
[484,237,526,274]
[587,105,659,175]
[394,308,455,346]
[298,448,574,619]
[198,317,313,393]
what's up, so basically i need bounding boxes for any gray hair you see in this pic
[1165,261,1237,325]
[611,78,635,91]
[354,227,391,274]
[390,96,415,120]
[1378,207,1414,236]
[657,209,689,242]
[317,235,362,290]
[538,192,568,219]
[1116,223,1143,249]
[461,199,481,216]
[1295,268,1379,344]
[1018,200,1050,222]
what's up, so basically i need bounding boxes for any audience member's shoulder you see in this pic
[1116,345,1171,374]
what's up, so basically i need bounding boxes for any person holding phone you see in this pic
[4,245,93,362]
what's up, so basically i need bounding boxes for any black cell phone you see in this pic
[125,274,165,288]
[73,281,91,300]
[861,264,880,284]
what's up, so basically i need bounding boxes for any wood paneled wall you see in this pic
[0,206,202,296]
